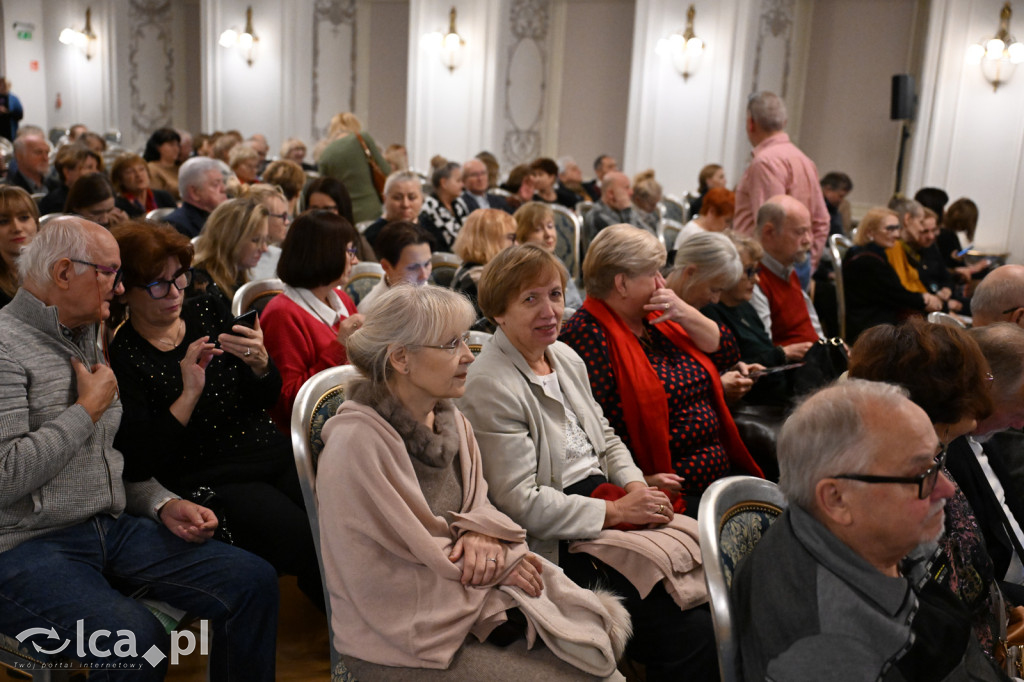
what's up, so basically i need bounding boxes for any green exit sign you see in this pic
[13,22,34,40]
[17,30,31,40]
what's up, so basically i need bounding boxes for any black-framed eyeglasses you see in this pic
[744,265,761,280]
[832,447,947,500]
[1002,306,1023,315]
[71,259,123,289]
[268,211,291,223]
[141,268,193,299]
[410,331,471,355]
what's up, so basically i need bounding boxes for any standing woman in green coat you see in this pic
[317,112,391,224]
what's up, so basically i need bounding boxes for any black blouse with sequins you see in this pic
[110,294,290,493]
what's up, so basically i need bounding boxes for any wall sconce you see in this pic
[655,5,704,80]
[219,6,259,67]
[966,2,1024,91]
[655,4,704,79]
[58,7,97,60]
[423,7,466,72]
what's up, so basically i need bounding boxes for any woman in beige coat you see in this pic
[318,284,628,680]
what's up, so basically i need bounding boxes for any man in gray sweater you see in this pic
[0,217,278,680]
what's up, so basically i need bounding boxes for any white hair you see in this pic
[18,216,94,287]
[177,156,224,200]
[673,231,742,289]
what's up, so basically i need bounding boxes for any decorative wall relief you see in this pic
[127,0,174,140]
[312,0,357,143]
[503,0,550,165]
[751,0,794,96]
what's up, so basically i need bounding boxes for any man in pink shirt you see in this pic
[733,91,829,273]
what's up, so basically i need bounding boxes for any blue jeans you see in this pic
[0,514,278,681]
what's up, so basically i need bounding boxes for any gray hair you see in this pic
[384,170,422,197]
[970,323,1024,404]
[755,200,786,240]
[779,379,909,510]
[177,156,224,200]
[888,196,923,226]
[346,284,475,387]
[971,266,1024,324]
[18,216,94,287]
[747,91,787,133]
[431,162,461,190]
[583,224,665,299]
[556,156,577,174]
[672,231,743,290]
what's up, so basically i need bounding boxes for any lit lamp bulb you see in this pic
[218,29,237,48]
[986,37,1006,59]
[1009,41,1024,63]
[966,43,986,65]
[238,32,254,50]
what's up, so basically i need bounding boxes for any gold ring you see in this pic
[657,504,665,515]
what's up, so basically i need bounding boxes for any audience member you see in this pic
[631,169,663,235]
[0,76,23,142]
[244,184,291,280]
[261,159,306,215]
[530,157,577,209]
[582,154,617,202]
[165,156,229,238]
[279,137,316,171]
[513,201,583,309]
[363,170,423,249]
[176,128,193,162]
[383,143,409,173]
[887,196,961,312]
[187,198,269,308]
[452,208,517,330]
[733,91,829,281]
[246,134,270,171]
[318,111,391,223]
[476,150,501,189]
[971,265,1024,327]
[674,187,735,250]
[820,171,853,236]
[0,216,278,679]
[915,186,950,223]
[65,173,128,230]
[9,132,50,194]
[942,197,990,279]
[78,131,106,156]
[582,171,642,253]
[0,186,37,308]
[303,175,354,223]
[732,380,1003,682]
[420,161,469,251]
[461,244,718,681]
[320,284,626,679]
[557,156,587,201]
[260,211,361,430]
[229,143,261,186]
[110,153,176,218]
[461,157,511,213]
[842,207,941,341]
[108,221,323,609]
[561,224,762,509]
[143,127,183,201]
[750,195,823,346]
[356,221,432,312]
[686,163,726,220]
[38,145,101,215]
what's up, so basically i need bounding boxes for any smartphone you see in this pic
[749,362,805,379]
[955,244,974,258]
[229,310,258,332]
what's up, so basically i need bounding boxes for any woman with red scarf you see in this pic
[111,154,177,219]
[560,224,762,513]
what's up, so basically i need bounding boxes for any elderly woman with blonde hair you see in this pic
[560,225,762,509]
[631,169,663,235]
[229,144,261,186]
[461,244,719,681]
[513,201,583,309]
[318,284,629,680]
[452,208,517,330]
[317,111,391,223]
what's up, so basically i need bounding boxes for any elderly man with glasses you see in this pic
[0,216,278,680]
[732,379,1006,681]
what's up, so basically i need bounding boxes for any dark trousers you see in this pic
[562,477,719,682]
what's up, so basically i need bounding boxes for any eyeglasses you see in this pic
[884,224,901,233]
[71,259,123,289]
[744,265,761,280]
[832,447,947,500]
[346,246,359,256]
[141,268,193,299]
[1002,306,1023,315]
[268,211,291,223]
[411,330,471,355]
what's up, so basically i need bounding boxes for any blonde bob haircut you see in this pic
[478,244,568,321]
[513,201,554,245]
[583,224,665,299]
[671,231,743,291]
[853,207,899,247]
[347,283,476,387]
[193,198,269,298]
[453,208,515,265]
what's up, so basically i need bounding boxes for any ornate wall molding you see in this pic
[751,0,795,96]
[312,0,357,142]
[127,0,174,140]
[502,0,550,165]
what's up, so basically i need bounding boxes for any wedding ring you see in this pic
[486,557,497,563]
[244,348,251,357]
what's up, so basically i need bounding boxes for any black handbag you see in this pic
[791,337,849,395]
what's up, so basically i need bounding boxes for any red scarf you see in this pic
[122,189,158,213]
[580,297,762,479]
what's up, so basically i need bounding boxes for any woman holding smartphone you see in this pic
[107,221,324,609]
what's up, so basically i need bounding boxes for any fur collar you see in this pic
[348,378,459,469]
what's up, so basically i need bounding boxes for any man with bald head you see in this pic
[0,217,277,679]
[733,91,829,277]
[969,265,1024,327]
[733,380,1004,681]
[751,195,823,349]
[460,157,511,213]
[582,171,646,255]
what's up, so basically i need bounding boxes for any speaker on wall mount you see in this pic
[891,74,916,121]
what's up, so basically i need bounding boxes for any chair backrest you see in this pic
[661,194,688,223]
[658,218,685,252]
[344,262,384,305]
[698,476,787,682]
[290,364,363,671]
[550,204,581,282]
[146,207,176,222]
[38,213,68,228]
[575,200,594,218]
[231,278,285,317]
[355,220,374,234]
[430,251,462,287]
[466,330,492,356]
[489,187,513,199]
[829,233,854,340]
[928,311,968,328]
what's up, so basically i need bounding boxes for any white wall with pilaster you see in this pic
[909,0,1024,257]
[2,0,49,132]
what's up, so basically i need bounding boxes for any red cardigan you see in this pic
[757,266,819,346]
[261,289,357,430]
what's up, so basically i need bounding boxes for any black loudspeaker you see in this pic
[891,74,916,121]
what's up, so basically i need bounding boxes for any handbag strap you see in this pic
[355,134,381,173]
